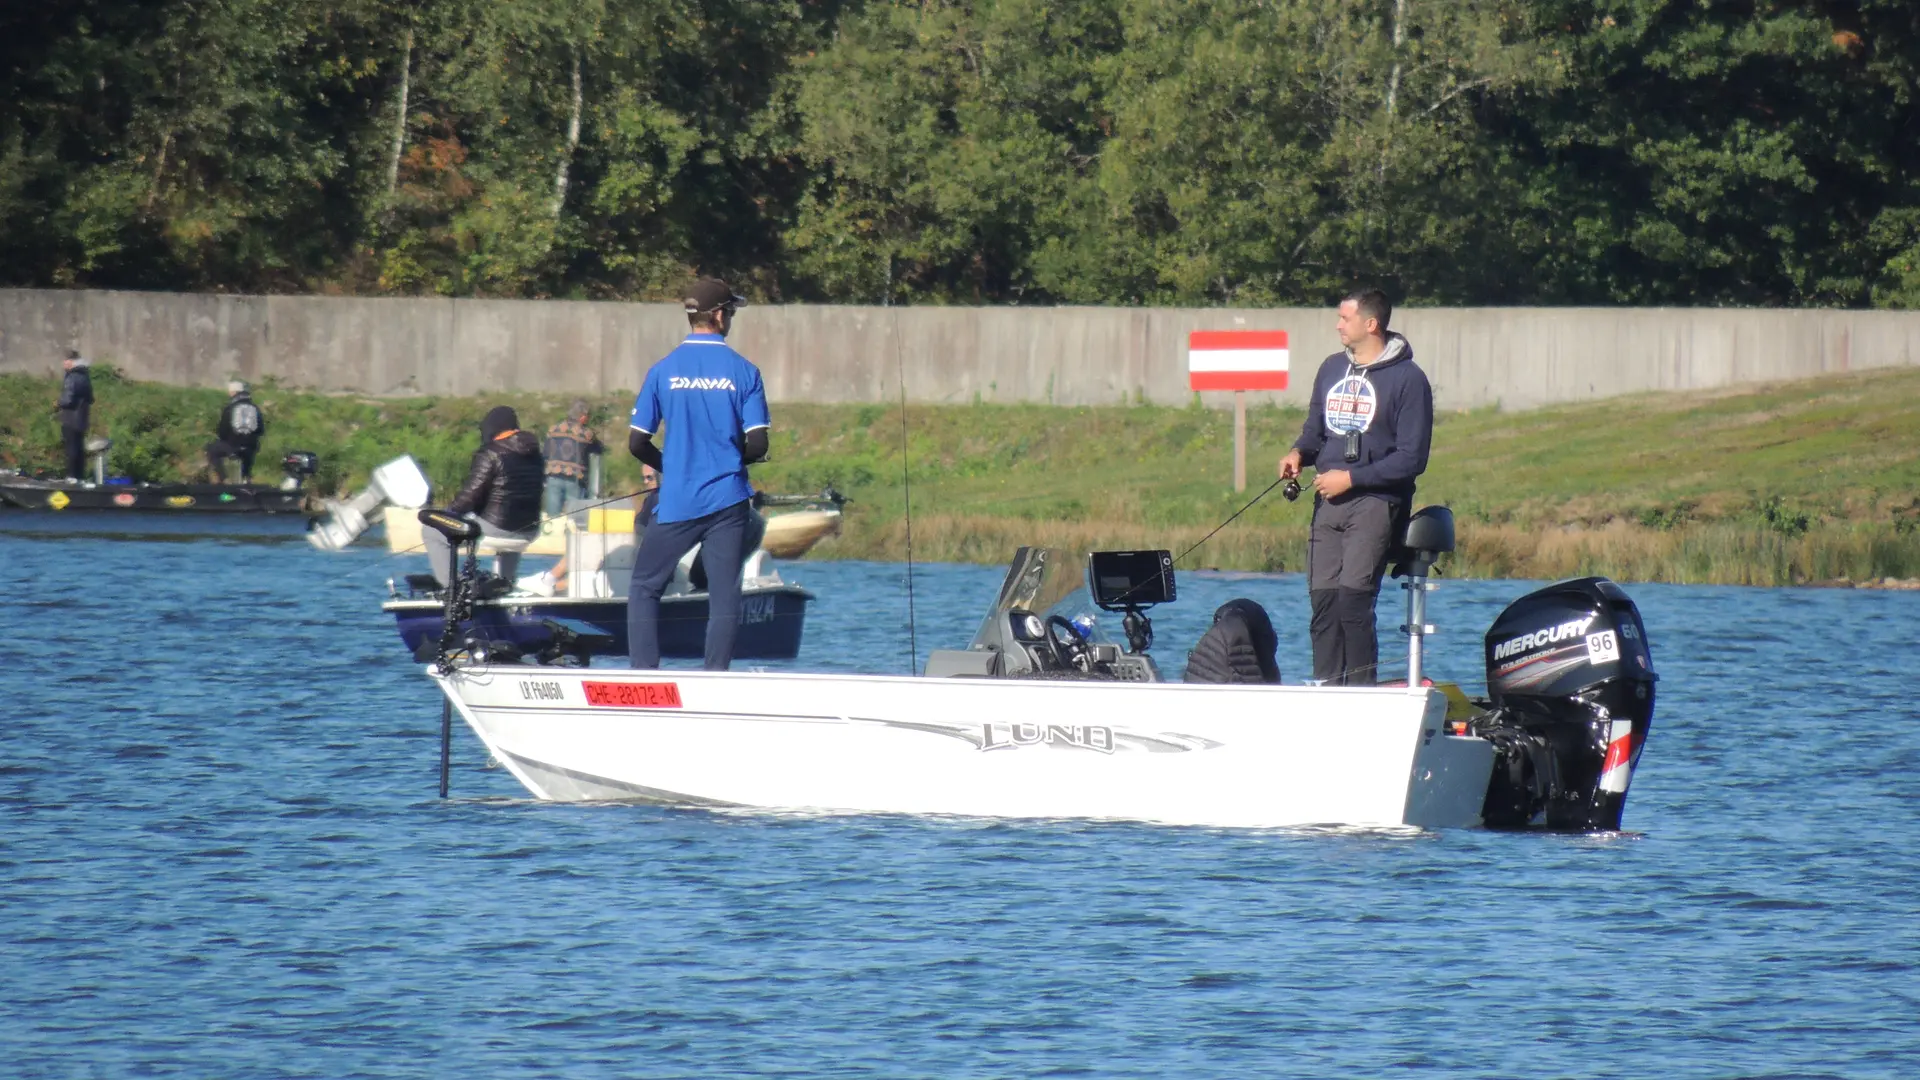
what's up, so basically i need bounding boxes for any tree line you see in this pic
[3,1,1916,308]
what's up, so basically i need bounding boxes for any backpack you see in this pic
[231,402,260,436]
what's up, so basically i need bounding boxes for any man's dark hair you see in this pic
[1343,289,1392,333]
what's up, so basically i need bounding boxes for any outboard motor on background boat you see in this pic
[1475,576,1656,831]
[85,436,112,485]
[280,451,319,491]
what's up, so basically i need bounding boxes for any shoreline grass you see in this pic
[4,366,1918,586]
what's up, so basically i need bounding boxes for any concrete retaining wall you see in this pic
[2,288,1914,410]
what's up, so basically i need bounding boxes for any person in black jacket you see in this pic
[205,381,266,482]
[425,405,545,588]
[1277,289,1433,686]
[55,351,93,480]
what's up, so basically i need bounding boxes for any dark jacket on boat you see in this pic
[449,407,544,532]
[1182,599,1281,685]
[57,365,93,433]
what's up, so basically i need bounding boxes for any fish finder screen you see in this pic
[1088,550,1175,609]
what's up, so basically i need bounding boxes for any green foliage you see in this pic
[1635,501,1696,531]
[4,1,1920,306]
[1751,494,1813,539]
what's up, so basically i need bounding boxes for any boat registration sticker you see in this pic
[582,681,683,709]
[1585,630,1619,666]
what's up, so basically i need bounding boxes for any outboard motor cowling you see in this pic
[1477,576,1656,831]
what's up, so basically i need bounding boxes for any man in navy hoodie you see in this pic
[1277,289,1433,685]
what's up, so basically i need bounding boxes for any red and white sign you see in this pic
[1187,330,1289,392]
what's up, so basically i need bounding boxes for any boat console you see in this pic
[925,547,1172,681]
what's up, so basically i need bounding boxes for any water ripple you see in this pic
[3,539,1918,1077]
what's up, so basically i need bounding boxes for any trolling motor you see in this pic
[417,509,483,669]
[416,508,487,800]
[753,484,848,511]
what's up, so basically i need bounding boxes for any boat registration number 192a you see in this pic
[582,681,683,709]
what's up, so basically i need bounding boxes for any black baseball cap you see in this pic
[684,277,747,315]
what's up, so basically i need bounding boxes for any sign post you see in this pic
[1233,392,1247,491]
[1187,330,1289,492]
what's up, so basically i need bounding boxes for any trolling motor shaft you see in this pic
[417,508,484,800]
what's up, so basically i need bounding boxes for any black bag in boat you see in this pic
[1183,598,1281,685]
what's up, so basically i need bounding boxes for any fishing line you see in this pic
[1169,477,1285,569]
[1092,477,1289,614]
[894,309,919,675]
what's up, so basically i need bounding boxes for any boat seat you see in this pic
[1389,505,1455,579]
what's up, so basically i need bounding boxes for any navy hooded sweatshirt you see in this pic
[1292,332,1432,504]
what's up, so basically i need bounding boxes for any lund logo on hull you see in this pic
[979,722,1115,755]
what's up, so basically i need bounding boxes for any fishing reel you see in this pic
[1282,477,1302,502]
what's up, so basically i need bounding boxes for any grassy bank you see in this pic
[4,366,1918,585]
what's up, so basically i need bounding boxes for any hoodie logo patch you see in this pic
[1325,374,1377,434]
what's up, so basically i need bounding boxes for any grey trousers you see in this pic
[1307,495,1397,685]
[425,516,536,587]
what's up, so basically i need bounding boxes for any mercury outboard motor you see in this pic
[1475,576,1656,831]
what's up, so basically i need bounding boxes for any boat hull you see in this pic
[386,586,812,661]
[760,509,841,558]
[432,667,1496,829]
[0,477,307,514]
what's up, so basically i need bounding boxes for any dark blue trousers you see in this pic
[627,499,752,671]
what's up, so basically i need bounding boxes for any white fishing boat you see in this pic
[421,508,1657,832]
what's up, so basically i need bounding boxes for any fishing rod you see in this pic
[1168,475,1297,569]
[1092,473,1300,618]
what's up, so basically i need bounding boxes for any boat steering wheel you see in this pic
[1044,615,1091,672]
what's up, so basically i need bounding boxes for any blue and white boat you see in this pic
[383,548,812,663]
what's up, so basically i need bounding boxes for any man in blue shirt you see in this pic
[626,278,771,670]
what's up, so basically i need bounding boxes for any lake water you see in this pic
[4,522,1917,1078]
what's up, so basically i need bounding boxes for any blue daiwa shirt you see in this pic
[630,333,770,523]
